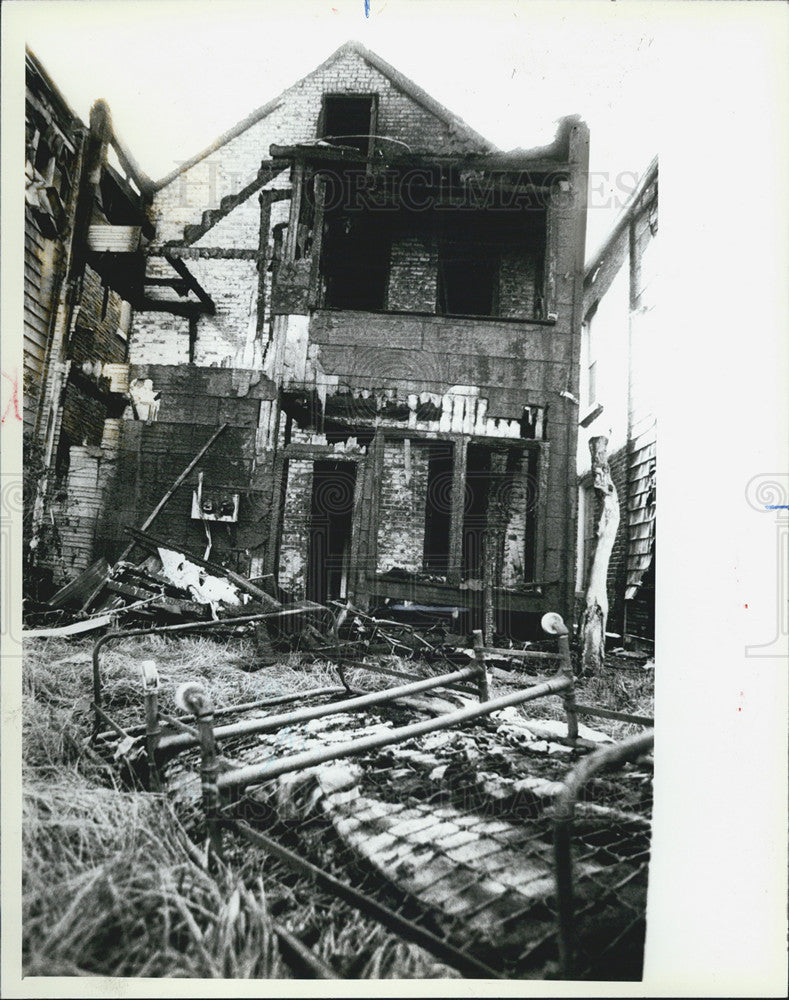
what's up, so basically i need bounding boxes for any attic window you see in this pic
[320,95,377,156]
[34,135,52,176]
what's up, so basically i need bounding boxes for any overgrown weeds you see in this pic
[22,633,461,978]
[23,777,286,977]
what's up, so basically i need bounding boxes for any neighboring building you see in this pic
[24,49,155,592]
[576,157,657,642]
[27,41,590,637]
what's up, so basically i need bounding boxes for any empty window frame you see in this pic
[321,211,391,311]
[435,209,546,319]
[436,215,498,317]
[319,95,377,156]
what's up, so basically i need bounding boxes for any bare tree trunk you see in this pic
[580,435,620,675]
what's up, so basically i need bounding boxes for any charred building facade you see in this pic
[27,42,589,637]
[24,49,155,589]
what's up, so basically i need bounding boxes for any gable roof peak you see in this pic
[153,38,492,190]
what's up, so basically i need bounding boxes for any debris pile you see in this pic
[152,697,651,980]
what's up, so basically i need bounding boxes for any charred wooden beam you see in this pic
[143,276,190,295]
[135,297,204,317]
[269,142,571,176]
[162,252,216,314]
[108,132,155,195]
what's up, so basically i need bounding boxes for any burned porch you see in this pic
[259,129,589,637]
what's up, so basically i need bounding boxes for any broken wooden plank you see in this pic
[22,613,115,638]
[572,703,654,728]
[479,645,562,662]
[104,579,209,618]
[48,558,110,609]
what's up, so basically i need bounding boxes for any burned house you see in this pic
[576,157,657,642]
[28,41,589,637]
[24,49,155,588]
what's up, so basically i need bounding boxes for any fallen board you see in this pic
[22,613,116,638]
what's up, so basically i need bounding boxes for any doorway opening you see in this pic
[462,444,491,581]
[423,441,453,574]
[307,460,357,604]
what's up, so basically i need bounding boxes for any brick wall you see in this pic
[278,457,313,598]
[387,233,437,312]
[129,308,191,365]
[133,47,490,366]
[376,439,431,574]
[498,248,540,320]
[192,258,259,366]
[61,381,107,448]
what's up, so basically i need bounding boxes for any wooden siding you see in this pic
[23,205,60,437]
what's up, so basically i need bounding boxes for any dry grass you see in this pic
[24,635,342,748]
[21,633,460,979]
[23,777,286,977]
[576,661,655,741]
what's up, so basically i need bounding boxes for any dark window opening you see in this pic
[54,431,73,481]
[320,95,375,155]
[462,445,491,580]
[321,212,390,310]
[423,442,453,574]
[307,460,357,604]
[34,136,51,176]
[436,213,497,316]
[435,209,546,319]
[98,173,141,227]
[437,245,497,316]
